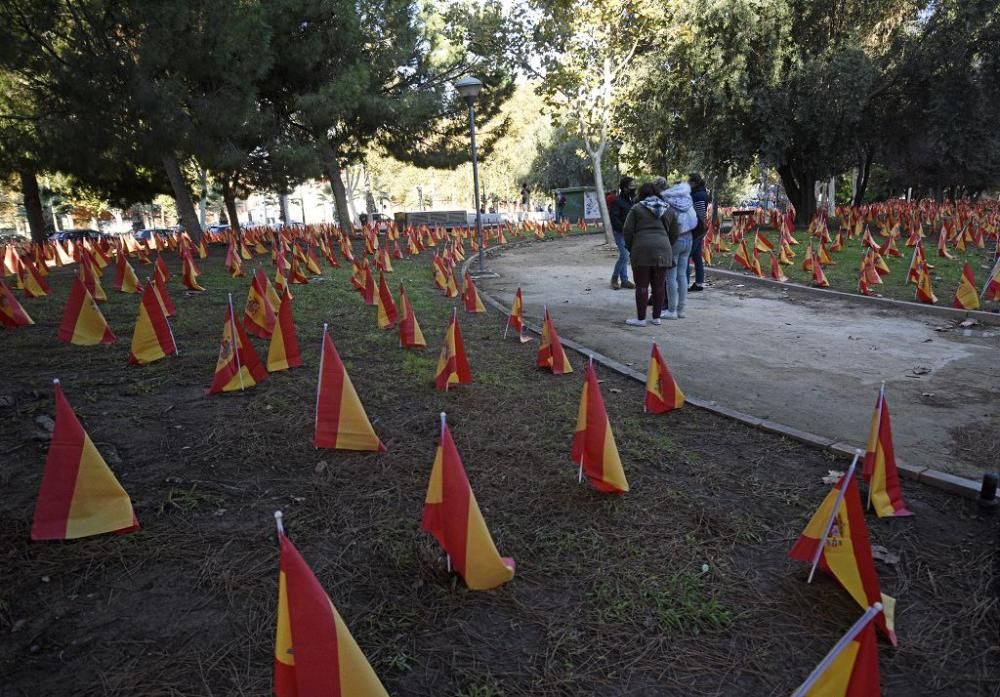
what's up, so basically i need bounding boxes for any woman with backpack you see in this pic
[622,182,680,326]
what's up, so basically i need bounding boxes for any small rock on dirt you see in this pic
[34,415,55,433]
[0,395,14,408]
[871,545,900,565]
[314,461,328,474]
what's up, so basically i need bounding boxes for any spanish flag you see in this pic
[79,259,107,303]
[985,261,1000,302]
[462,272,487,313]
[572,359,629,493]
[770,252,788,282]
[244,267,277,339]
[361,264,375,305]
[862,385,912,518]
[0,279,34,328]
[114,253,142,293]
[129,280,177,365]
[936,230,953,259]
[734,239,755,272]
[788,470,897,646]
[273,525,389,697]
[206,296,267,394]
[812,258,830,288]
[398,285,426,349]
[181,253,205,291]
[435,309,472,391]
[951,262,980,310]
[444,269,460,299]
[153,273,177,317]
[645,343,684,414]
[314,325,385,451]
[59,277,116,346]
[19,256,49,298]
[794,606,882,697]
[154,254,172,283]
[376,272,398,329]
[801,243,815,272]
[754,232,774,253]
[537,308,573,375]
[31,380,138,540]
[267,290,302,372]
[422,414,516,590]
[505,287,531,342]
[915,263,937,304]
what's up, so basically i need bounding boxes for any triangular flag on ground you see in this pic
[376,272,398,329]
[421,414,515,590]
[734,239,755,272]
[154,255,171,283]
[181,253,205,291]
[0,279,34,328]
[983,260,1000,302]
[793,606,882,697]
[273,522,389,697]
[398,284,426,348]
[79,259,107,303]
[58,277,116,345]
[462,272,486,313]
[114,253,142,293]
[951,262,980,310]
[267,290,302,372]
[789,466,898,646]
[915,263,937,304]
[862,384,912,518]
[245,267,277,339]
[129,280,177,365]
[537,307,573,374]
[206,295,267,394]
[314,325,385,451]
[571,359,629,494]
[153,273,176,317]
[31,380,138,540]
[19,257,49,298]
[812,257,830,288]
[769,252,788,282]
[505,287,531,342]
[435,309,472,391]
[645,343,684,414]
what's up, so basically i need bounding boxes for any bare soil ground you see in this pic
[0,239,997,696]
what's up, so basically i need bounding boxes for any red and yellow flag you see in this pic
[273,530,389,697]
[181,253,205,291]
[435,309,472,391]
[915,263,937,304]
[769,252,788,282]
[444,269,460,299]
[951,262,980,310]
[31,380,138,540]
[788,471,897,646]
[801,243,815,272]
[59,277,116,345]
[245,267,277,339]
[754,231,774,253]
[376,272,398,329]
[506,287,531,342]
[985,261,1000,302]
[734,239,755,272]
[267,290,302,372]
[129,280,177,365]
[862,386,912,518]
[421,415,516,590]
[537,308,572,374]
[462,272,486,313]
[79,259,107,303]
[571,360,629,494]
[114,253,142,293]
[798,611,881,697]
[812,257,830,288]
[206,298,267,394]
[398,284,426,348]
[645,343,684,414]
[153,273,176,317]
[154,254,172,283]
[18,256,49,298]
[314,326,386,451]
[0,279,34,328]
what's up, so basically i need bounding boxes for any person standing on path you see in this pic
[688,173,709,293]
[555,190,567,223]
[654,177,697,318]
[520,183,530,212]
[609,177,637,290]
[622,182,679,326]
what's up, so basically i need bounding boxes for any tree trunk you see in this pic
[20,168,48,244]
[777,163,815,226]
[852,149,874,206]
[362,164,377,215]
[198,167,208,227]
[222,177,242,237]
[317,139,354,234]
[589,151,614,244]
[279,193,290,224]
[162,153,202,242]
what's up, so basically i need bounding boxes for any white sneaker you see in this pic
[625,318,646,327]
[677,310,687,318]
[650,318,662,326]
[660,311,678,320]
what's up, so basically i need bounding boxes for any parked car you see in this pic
[50,229,104,242]
[206,224,231,234]
[132,228,177,242]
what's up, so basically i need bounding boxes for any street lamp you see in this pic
[455,75,485,273]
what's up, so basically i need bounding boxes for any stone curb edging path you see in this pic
[463,241,982,500]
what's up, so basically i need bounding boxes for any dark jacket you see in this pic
[623,202,679,267]
[690,184,709,238]
[609,193,634,234]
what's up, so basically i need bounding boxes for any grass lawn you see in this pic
[0,233,997,696]
[711,222,999,312]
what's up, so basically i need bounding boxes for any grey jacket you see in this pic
[623,200,680,267]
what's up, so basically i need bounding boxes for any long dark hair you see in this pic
[637,182,659,199]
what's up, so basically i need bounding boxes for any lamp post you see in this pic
[455,75,485,273]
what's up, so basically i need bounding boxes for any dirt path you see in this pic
[480,235,1000,480]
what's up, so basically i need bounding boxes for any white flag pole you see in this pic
[274,510,285,537]
[314,324,328,441]
[808,451,860,584]
[792,603,883,697]
[228,293,245,391]
[440,411,452,574]
[867,382,885,511]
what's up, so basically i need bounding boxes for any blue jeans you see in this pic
[667,235,693,313]
[613,232,630,283]
[688,235,705,286]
